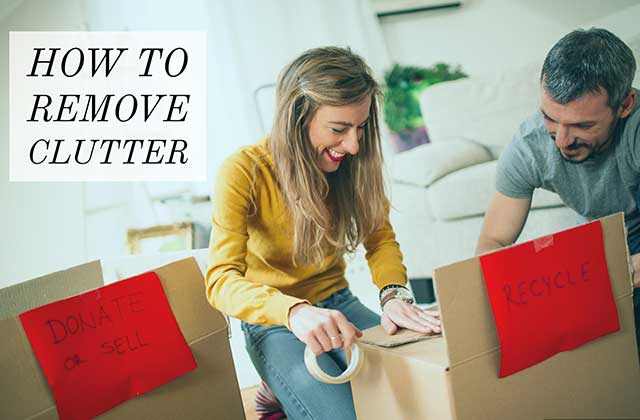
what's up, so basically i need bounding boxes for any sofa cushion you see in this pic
[428,160,564,220]
[419,61,541,152]
[391,139,493,187]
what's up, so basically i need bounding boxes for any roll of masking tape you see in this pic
[304,342,363,384]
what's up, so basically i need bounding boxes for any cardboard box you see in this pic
[352,213,640,419]
[0,257,245,420]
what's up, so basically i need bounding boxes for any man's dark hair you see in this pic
[541,28,636,110]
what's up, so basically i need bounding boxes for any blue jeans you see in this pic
[241,288,380,420]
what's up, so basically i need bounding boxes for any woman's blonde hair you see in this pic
[268,46,387,266]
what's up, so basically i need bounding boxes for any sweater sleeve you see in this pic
[362,203,408,290]
[205,153,307,328]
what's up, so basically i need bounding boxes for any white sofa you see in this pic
[389,61,579,279]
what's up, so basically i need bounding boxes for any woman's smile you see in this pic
[326,148,346,162]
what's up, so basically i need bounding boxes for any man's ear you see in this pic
[618,90,636,118]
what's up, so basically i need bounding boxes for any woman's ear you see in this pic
[618,90,636,119]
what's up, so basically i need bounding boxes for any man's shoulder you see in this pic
[614,88,640,159]
[517,111,547,143]
[622,88,640,135]
[495,112,547,196]
[504,111,550,159]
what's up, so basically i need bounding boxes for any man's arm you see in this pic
[476,192,532,255]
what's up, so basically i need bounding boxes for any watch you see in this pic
[379,285,414,311]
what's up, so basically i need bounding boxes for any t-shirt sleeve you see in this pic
[623,102,640,170]
[495,133,541,199]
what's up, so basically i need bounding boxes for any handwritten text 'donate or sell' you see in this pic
[45,291,150,367]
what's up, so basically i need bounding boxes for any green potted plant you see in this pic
[383,63,467,152]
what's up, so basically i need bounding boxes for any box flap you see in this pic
[361,325,441,348]
[433,212,633,367]
[0,261,103,320]
[153,257,228,343]
[0,257,234,420]
[0,317,56,419]
[444,299,640,419]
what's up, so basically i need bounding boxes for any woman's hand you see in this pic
[289,303,362,356]
[381,299,441,335]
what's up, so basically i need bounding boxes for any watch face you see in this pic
[395,288,413,301]
[380,286,415,310]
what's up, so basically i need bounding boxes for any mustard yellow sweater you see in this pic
[205,141,407,327]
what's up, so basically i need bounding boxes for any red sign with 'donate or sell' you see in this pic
[19,271,197,420]
[479,220,619,377]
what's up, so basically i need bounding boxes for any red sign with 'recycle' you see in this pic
[479,220,619,377]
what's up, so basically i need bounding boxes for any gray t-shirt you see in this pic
[496,91,640,238]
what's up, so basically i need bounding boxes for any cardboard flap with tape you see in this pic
[352,212,640,420]
[361,323,441,348]
[0,257,245,420]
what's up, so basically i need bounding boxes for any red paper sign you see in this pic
[479,220,619,377]
[19,271,197,420]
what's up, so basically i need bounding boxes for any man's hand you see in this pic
[288,303,362,356]
[631,253,640,288]
[381,299,441,335]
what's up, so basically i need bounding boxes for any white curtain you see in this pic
[82,0,391,257]
[203,0,390,181]
[86,0,389,186]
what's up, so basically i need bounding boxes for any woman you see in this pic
[206,47,440,420]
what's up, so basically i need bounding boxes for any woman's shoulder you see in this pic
[242,139,275,168]
[223,138,273,169]
[218,138,275,185]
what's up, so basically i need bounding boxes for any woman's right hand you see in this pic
[288,303,362,356]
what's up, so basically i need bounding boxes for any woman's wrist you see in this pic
[379,284,414,311]
[289,301,310,315]
[288,302,311,326]
[378,284,408,299]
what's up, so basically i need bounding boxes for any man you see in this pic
[476,28,640,349]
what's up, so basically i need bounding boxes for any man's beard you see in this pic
[559,116,619,164]
[559,142,595,164]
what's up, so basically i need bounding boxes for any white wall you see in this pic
[380,0,640,77]
[0,0,87,287]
